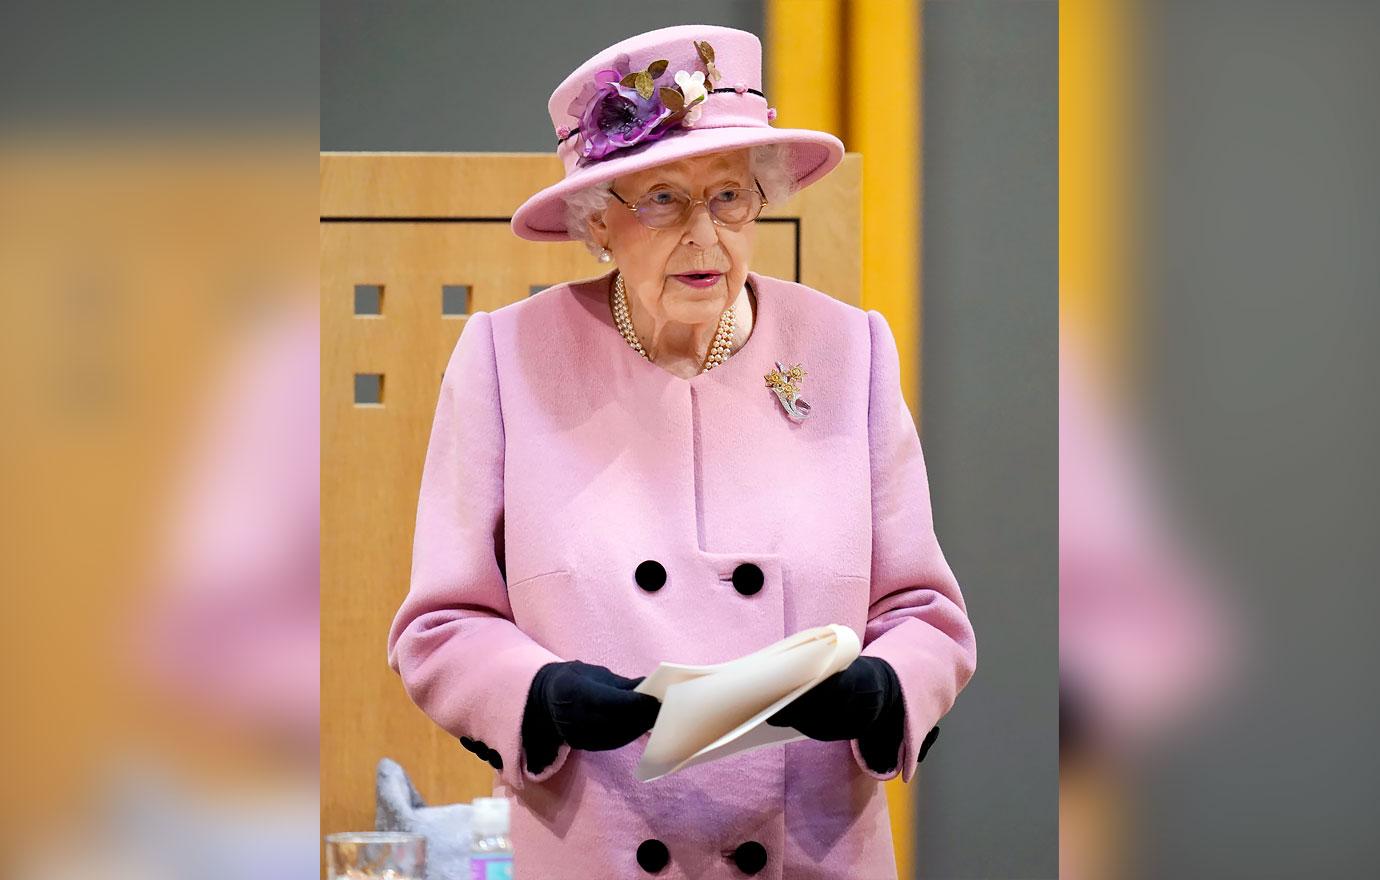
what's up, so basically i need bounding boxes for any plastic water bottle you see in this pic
[469,797,513,880]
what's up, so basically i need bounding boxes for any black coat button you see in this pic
[635,560,667,592]
[636,838,670,873]
[731,563,764,596]
[731,841,768,875]
[918,725,940,763]
[460,736,476,750]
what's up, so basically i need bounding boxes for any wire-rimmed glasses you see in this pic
[609,178,769,229]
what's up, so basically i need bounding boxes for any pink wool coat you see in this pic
[387,269,977,879]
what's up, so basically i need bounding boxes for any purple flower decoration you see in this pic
[562,47,715,164]
[575,70,673,161]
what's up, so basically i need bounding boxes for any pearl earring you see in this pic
[597,247,612,263]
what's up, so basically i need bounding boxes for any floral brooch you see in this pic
[765,361,812,421]
[557,40,731,164]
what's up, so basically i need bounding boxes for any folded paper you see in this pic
[633,624,861,782]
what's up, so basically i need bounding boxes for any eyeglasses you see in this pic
[609,178,769,230]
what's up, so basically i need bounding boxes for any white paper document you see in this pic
[632,624,862,782]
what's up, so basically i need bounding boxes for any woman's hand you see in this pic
[521,660,661,773]
[766,656,906,773]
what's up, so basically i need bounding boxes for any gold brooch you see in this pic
[764,361,812,421]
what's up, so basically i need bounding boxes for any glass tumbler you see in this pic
[325,831,426,879]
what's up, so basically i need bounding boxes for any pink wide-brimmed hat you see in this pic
[510,24,846,242]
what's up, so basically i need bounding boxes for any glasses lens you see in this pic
[708,188,764,226]
[632,187,764,228]
[635,190,692,228]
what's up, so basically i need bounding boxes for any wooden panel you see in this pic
[320,152,861,838]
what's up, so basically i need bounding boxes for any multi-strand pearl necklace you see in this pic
[611,271,738,374]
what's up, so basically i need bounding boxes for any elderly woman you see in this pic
[387,24,976,880]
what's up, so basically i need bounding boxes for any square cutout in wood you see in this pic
[354,284,383,315]
[354,372,384,405]
[442,285,471,316]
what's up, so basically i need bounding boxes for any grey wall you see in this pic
[323,2,1058,877]
[919,2,1058,879]
[322,0,763,151]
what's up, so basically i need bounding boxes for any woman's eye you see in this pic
[714,189,740,202]
[648,191,677,205]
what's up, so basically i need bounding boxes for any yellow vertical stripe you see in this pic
[849,0,923,424]
[1062,0,1138,382]
[765,0,845,136]
[769,2,921,876]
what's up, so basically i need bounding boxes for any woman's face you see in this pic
[590,149,757,327]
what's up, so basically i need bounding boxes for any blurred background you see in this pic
[0,1,320,878]
[2,1,1375,879]
[1061,0,1380,878]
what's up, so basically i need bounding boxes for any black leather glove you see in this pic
[766,656,906,773]
[521,660,661,774]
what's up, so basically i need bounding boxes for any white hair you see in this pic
[562,142,800,257]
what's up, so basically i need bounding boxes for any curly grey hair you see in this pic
[562,142,800,257]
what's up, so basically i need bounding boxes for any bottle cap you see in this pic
[471,797,510,836]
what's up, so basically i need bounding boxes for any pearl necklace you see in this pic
[611,271,737,373]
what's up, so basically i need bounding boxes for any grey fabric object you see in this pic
[375,757,473,880]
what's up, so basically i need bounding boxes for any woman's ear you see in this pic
[586,213,608,247]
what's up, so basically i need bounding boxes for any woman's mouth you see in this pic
[671,272,723,289]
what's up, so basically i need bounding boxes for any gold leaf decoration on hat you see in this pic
[659,87,684,113]
[694,40,721,88]
[646,59,669,78]
[633,71,655,99]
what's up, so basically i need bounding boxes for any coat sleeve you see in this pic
[849,309,979,783]
[386,310,574,789]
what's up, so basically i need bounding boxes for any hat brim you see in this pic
[510,126,845,242]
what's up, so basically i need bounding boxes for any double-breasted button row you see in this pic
[636,839,768,875]
[459,735,503,770]
[633,560,764,596]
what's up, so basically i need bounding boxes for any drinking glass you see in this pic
[325,831,426,879]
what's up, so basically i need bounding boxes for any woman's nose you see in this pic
[681,200,720,246]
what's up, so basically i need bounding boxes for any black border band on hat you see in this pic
[708,87,767,97]
[555,87,768,147]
